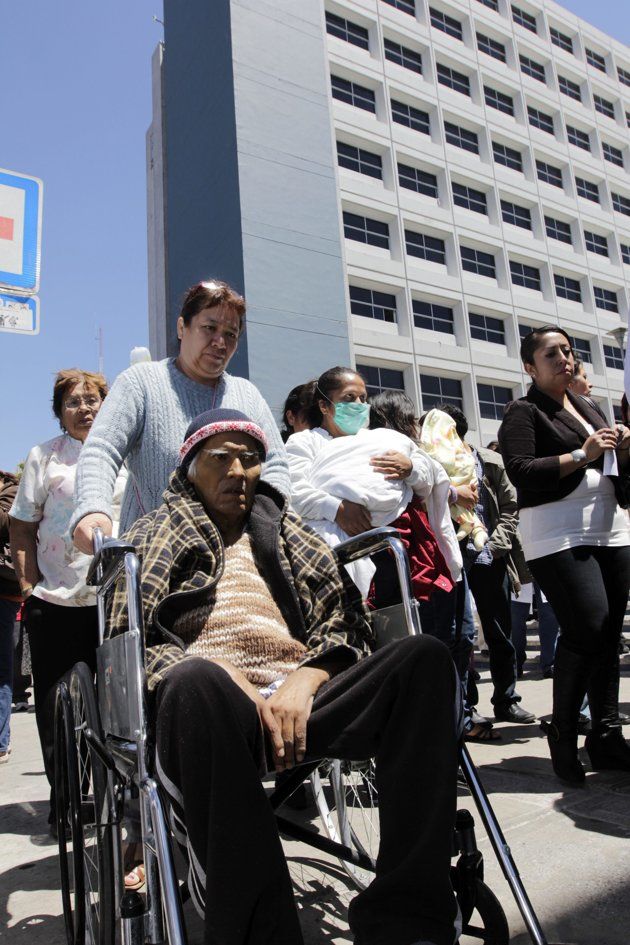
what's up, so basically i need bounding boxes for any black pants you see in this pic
[465,559,518,709]
[155,636,461,945]
[528,546,630,729]
[23,596,98,811]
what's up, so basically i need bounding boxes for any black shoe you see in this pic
[586,730,630,771]
[540,721,585,785]
[619,712,630,725]
[494,704,536,724]
[542,668,554,679]
[577,713,592,735]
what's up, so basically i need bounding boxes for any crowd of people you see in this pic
[1,278,630,945]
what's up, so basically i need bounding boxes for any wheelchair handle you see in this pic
[335,526,403,564]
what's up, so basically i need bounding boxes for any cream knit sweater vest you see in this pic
[172,532,307,687]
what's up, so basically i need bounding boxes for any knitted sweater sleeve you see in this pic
[70,368,146,535]
[241,381,291,497]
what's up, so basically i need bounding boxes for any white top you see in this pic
[10,433,128,607]
[519,468,630,561]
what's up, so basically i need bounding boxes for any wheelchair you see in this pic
[53,526,560,945]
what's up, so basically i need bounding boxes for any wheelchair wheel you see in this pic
[56,663,115,945]
[458,878,510,945]
[312,759,379,892]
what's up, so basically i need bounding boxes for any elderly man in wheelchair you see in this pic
[93,407,462,945]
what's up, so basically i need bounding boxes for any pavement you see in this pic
[2,637,630,945]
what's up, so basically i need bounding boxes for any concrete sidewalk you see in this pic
[1,649,630,944]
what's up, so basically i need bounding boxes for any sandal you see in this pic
[123,841,145,891]
[465,723,502,743]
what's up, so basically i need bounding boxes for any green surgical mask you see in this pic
[333,401,371,435]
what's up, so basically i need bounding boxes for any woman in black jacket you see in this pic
[499,326,630,784]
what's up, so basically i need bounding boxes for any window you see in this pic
[511,5,537,33]
[583,230,608,256]
[537,159,563,187]
[477,33,506,62]
[484,86,514,115]
[545,216,572,243]
[381,0,416,14]
[586,48,607,73]
[331,75,376,113]
[558,75,581,101]
[493,141,523,171]
[511,260,541,290]
[445,121,479,154]
[621,244,630,265]
[593,286,619,312]
[343,211,389,248]
[349,286,397,322]
[603,142,624,167]
[429,7,463,41]
[406,230,446,263]
[437,63,470,96]
[566,125,590,151]
[604,344,624,370]
[528,106,554,134]
[413,300,455,334]
[627,111,630,129]
[612,192,630,215]
[567,335,592,361]
[550,27,573,54]
[618,67,630,88]
[477,383,512,419]
[384,39,422,74]
[575,177,599,203]
[593,94,615,119]
[398,163,439,198]
[391,99,430,134]
[325,12,370,50]
[453,182,487,214]
[554,274,581,302]
[519,322,532,340]
[477,0,499,10]
[501,200,532,229]
[420,373,463,410]
[461,246,496,278]
[520,54,546,83]
[514,264,542,294]
[337,142,383,179]
[359,364,405,396]
[469,313,505,344]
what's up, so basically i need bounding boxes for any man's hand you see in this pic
[335,499,371,536]
[370,450,413,481]
[208,659,286,764]
[455,483,478,510]
[615,424,630,452]
[73,513,113,554]
[267,666,331,770]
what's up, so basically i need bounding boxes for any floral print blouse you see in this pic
[10,433,128,607]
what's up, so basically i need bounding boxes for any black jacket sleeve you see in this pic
[499,400,560,490]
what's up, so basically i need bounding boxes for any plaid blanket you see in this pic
[108,469,373,690]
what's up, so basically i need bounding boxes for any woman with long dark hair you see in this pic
[499,326,630,783]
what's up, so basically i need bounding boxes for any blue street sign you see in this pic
[0,168,43,293]
[0,291,39,335]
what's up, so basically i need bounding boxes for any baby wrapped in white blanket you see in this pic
[306,427,461,595]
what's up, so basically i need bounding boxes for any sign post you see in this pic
[0,167,43,335]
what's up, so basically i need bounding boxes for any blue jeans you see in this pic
[511,585,559,675]
[0,598,20,751]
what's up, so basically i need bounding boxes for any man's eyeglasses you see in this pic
[200,448,262,469]
[64,396,101,410]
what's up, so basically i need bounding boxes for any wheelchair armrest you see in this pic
[335,526,403,564]
[87,539,139,587]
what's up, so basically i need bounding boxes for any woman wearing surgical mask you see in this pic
[286,366,414,538]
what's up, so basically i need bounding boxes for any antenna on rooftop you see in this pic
[96,326,104,375]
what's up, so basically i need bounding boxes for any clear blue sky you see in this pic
[0,0,628,472]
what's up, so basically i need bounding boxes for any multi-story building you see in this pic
[148,0,629,443]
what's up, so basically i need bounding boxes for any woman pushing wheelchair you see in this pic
[107,407,463,945]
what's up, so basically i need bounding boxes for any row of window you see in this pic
[375,0,630,89]
[336,141,630,262]
[363,363,623,420]
[330,73,628,180]
[327,11,630,139]
[343,212,626,311]
[331,75,630,211]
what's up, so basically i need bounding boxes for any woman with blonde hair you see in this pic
[10,368,127,833]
